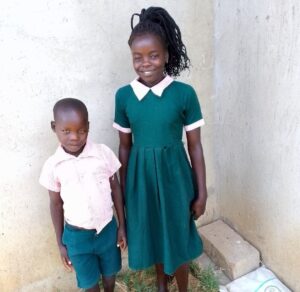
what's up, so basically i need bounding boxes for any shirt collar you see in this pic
[53,139,99,164]
[130,75,173,101]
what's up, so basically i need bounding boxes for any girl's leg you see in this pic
[155,264,168,292]
[86,283,100,292]
[102,275,116,292]
[174,263,189,292]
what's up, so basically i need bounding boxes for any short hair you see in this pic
[128,7,190,77]
[53,98,88,121]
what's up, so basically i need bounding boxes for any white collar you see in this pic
[130,75,173,101]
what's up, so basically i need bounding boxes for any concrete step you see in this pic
[198,220,260,280]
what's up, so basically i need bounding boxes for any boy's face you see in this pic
[51,109,89,156]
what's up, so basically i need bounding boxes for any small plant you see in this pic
[116,267,156,291]
[113,262,219,291]
[189,261,219,292]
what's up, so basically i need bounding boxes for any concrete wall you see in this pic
[0,1,214,290]
[214,1,300,290]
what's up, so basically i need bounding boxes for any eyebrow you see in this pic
[132,50,159,55]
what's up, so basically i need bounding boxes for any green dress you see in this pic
[114,77,204,275]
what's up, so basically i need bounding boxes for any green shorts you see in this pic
[62,217,121,289]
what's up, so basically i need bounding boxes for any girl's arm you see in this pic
[186,127,207,219]
[48,191,73,271]
[118,131,133,196]
[110,174,127,250]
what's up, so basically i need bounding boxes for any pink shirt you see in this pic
[39,140,121,233]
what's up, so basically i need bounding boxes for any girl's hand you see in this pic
[191,196,207,220]
[59,244,73,272]
[117,226,127,251]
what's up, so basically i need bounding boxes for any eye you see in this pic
[133,56,142,62]
[150,54,158,60]
[78,129,87,134]
[62,129,70,134]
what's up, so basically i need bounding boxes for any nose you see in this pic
[69,131,79,140]
[141,57,151,67]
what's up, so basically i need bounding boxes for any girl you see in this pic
[113,7,207,292]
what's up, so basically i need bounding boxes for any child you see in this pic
[113,7,207,292]
[40,98,126,292]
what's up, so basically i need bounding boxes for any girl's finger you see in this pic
[118,238,127,250]
[122,238,127,250]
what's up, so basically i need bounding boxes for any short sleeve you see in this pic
[39,159,61,192]
[183,86,205,131]
[101,144,121,177]
[113,89,131,133]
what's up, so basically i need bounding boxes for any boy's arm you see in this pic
[48,190,73,271]
[110,174,127,250]
[186,127,208,220]
[118,132,132,196]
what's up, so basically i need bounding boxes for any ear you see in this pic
[50,121,56,132]
[87,121,90,132]
[165,52,169,64]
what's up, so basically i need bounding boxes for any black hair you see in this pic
[128,7,190,77]
[53,98,88,121]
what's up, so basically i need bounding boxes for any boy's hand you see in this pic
[59,244,73,272]
[117,226,127,251]
[191,196,206,220]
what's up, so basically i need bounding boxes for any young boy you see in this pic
[39,98,126,292]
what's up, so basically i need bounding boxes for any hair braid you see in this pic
[128,7,190,77]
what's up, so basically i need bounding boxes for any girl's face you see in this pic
[130,33,168,87]
[51,110,89,157]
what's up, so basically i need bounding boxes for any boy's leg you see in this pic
[102,275,116,292]
[94,218,121,289]
[174,263,189,292]
[86,283,100,292]
[62,226,101,290]
[155,264,168,292]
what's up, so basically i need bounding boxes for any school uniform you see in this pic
[114,75,204,275]
[39,141,121,288]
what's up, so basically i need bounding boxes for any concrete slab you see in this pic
[198,220,260,280]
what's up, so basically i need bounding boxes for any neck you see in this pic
[63,144,86,157]
[139,75,165,87]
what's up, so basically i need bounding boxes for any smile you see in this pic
[142,71,153,76]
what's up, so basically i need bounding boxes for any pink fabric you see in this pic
[39,140,121,233]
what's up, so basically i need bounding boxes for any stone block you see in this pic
[198,220,260,280]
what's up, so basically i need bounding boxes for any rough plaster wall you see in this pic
[0,0,214,290]
[215,1,300,290]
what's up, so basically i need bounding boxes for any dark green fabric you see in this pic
[62,218,121,288]
[114,81,203,274]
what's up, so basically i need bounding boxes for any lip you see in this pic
[140,69,154,74]
[67,144,83,149]
[141,71,152,75]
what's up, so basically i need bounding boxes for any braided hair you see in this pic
[128,7,190,77]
